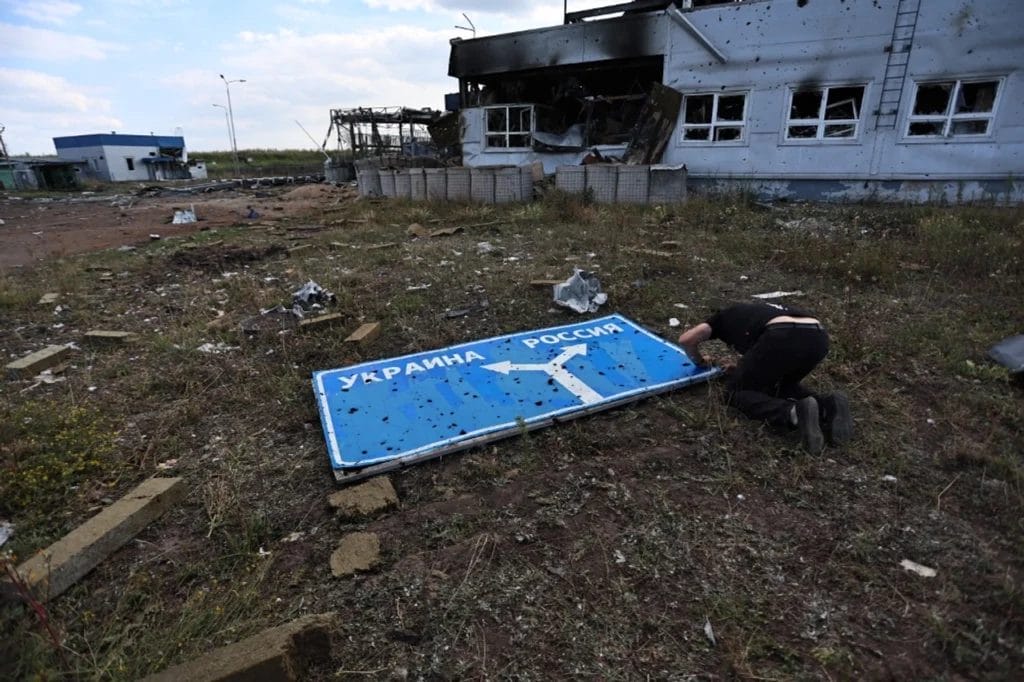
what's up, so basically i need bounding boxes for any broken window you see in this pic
[907,79,1000,138]
[681,92,747,142]
[785,85,865,140]
[485,105,533,149]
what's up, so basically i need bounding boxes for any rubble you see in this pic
[553,268,608,314]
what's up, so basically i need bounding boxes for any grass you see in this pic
[1,189,1023,679]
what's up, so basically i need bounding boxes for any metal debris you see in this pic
[172,205,197,224]
[553,268,608,314]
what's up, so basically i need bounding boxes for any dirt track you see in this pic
[0,184,343,270]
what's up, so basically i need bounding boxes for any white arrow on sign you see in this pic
[483,343,604,405]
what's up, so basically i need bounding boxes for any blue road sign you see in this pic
[312,314,719,481]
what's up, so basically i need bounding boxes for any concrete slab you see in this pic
[329,532,381,577]
[5,345,72,379]
[344,322,380,345]
[83,330,139,346]
[299,313,345,332]
[327,476,398,518]
[6,477,184,602]
[141,612,335,682]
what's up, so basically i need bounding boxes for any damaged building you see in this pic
[53,133,196,183]
[447,0,1023,203]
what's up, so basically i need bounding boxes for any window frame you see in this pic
[679,91,749,145]
[903,77,1003,141]
[483,104,535,151]
[783,84,867,143]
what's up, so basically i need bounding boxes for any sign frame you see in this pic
[312,314,719,484]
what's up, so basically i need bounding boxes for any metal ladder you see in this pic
[875,0,922,129]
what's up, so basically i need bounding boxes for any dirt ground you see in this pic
[0,183,347,270]
[1,187,1022,680]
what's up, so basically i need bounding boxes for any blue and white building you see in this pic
[53,133,197,183]
[447,0,1023,203]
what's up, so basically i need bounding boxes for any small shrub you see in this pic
[0,401,119,517]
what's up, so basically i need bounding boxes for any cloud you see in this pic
[0,22,120,61]
[360,0,614,30]
[11,1,83,25]
[0,67,121,154]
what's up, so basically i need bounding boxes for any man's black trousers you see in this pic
[723,324,829,427]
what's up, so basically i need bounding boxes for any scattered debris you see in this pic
[530,279,563,287]
[669,318,680,327]
[345,322,381,345]
[156,459,178,470]
[0,520,12,548]
[84,330,139,346]
[406,283,431,291]
[752,290,805,300]
[299,312,346,332]
[149,234,161,241]
[141,612,335,682]
[327,476,399,519]
[476,241,496,254]
[553,268,608,314]
[900,559,937,578]
[171,205,197,224]
[407,223,429,238]
[37,293,60,305]
[330,532,381,577]
[6,344,71,379]
[430,226,463,238]
[882,475,898,483]
[196,342,239,354]
[444,300,489,319]
[4,477,184,603]
[986,333,1024,374]
[292,280,337,316]
[245,205,261,219]
[703,617,717,647]
[366,242,399,251]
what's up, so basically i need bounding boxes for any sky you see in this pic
[0,0,617,155]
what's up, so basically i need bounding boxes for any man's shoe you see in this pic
[796,397,824,455]
[823,392,853,446]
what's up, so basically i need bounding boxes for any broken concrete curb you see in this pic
[5,477,184,602]
[5,344,72,379]
[141,612,336,682]
[327,476,398,519]
[330,532,381,577]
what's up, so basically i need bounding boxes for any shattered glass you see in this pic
[913,83,952,116]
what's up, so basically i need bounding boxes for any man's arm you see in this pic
[677,322,712,366]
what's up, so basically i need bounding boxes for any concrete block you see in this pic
[298,313,345,331]
[8,477,184,602]
[6,345,72,379]
[327,476,398,518]
[344,322,380,345]
[141,612,335,682]
[83,330,139,346]
[330,533,381,577]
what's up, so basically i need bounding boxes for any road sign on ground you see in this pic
[312,314,719,482]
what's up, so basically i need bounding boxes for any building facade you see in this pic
[447,0,1023,203]
[53,133,191,183]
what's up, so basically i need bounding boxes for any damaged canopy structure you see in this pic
[448,0,1024,203]
[329,107,443,159]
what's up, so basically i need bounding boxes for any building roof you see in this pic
[53,134,185,150]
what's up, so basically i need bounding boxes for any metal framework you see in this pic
[329,107,442,159]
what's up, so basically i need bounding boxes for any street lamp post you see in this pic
[219,74,245,177]
[212,104,232,174]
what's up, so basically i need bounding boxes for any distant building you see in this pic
[53,133,192,183]
[0,156,84,190]
[447,0,1024,203]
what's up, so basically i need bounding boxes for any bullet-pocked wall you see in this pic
[658,0,1023,201]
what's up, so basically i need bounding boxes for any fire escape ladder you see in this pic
[875,0,921,129]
